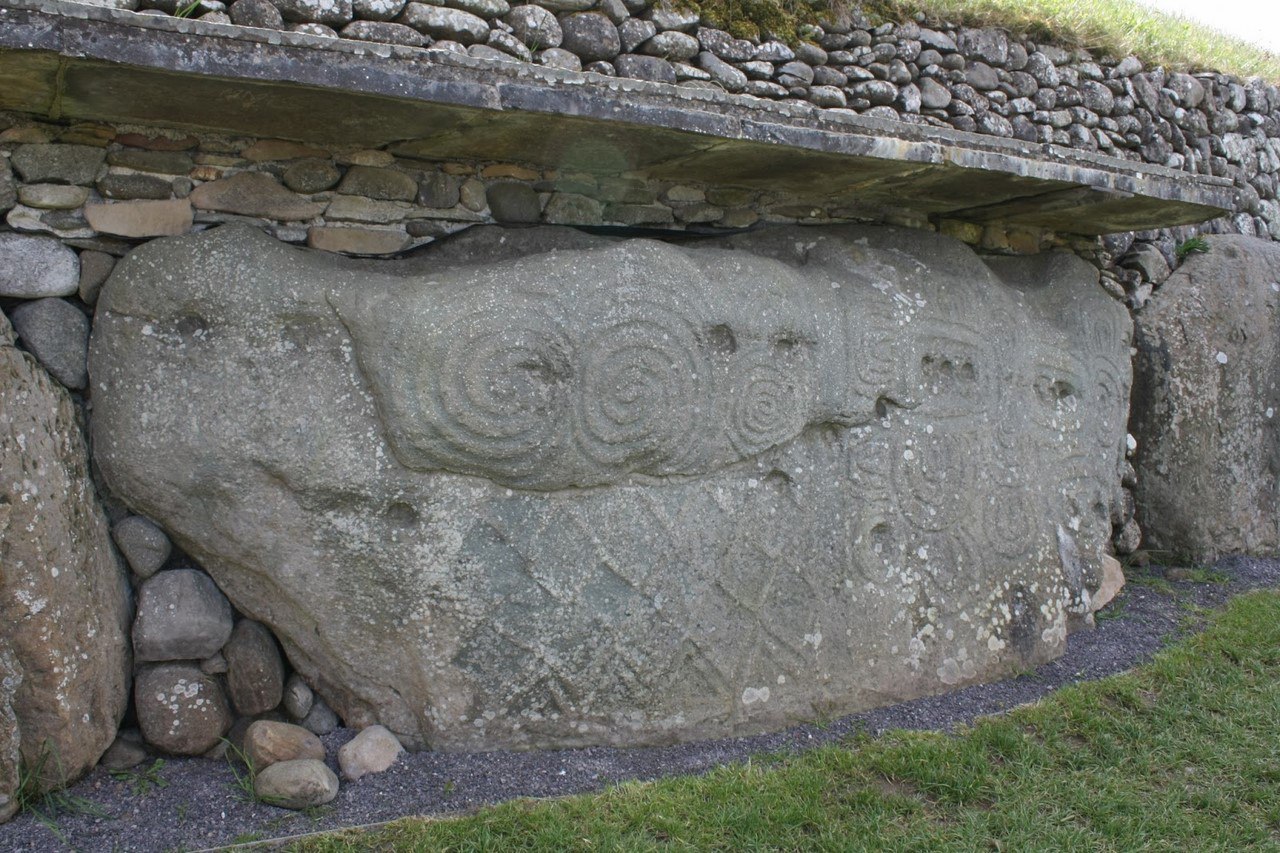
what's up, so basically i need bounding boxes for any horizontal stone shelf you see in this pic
[0,0,1236,235]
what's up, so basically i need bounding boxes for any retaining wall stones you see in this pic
[46,0,1280,241]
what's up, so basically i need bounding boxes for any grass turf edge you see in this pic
[288,589,1280,851]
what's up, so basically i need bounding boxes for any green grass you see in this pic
[681,0,1280,80]
[290,590,1280,851]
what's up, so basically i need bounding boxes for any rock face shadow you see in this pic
[87,223,1131,751]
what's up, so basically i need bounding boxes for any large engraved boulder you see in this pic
[1,311,131,818]
[89,224,1130,751]
[1132,235,1280,562]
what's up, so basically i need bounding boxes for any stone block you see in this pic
[89,224,1131,751]
[84,200,194,238]
[1131,235,1280,561]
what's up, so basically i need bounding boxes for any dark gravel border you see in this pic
[5,556,1278,852]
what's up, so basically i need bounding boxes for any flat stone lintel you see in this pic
[0,0,1237,235]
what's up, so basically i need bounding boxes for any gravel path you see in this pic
[5,556,1278,852]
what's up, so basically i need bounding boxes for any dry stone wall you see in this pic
[81,0,1280,240]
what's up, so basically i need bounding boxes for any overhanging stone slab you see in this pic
[0,0,1236,235]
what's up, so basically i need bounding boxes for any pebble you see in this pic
[338,725,404,781]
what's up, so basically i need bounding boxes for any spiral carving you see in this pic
[429,300,574,471]
[728,359,807,457]
[575,302,710,472]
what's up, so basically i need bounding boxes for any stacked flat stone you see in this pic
[114,0,1280,239]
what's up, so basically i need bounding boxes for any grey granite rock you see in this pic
[90,224,1130,751]
[1131,235,1280,562]
[111,515,172,579]
[340,20,427,47]
[132,569,234,663]
[504,3,560,48]
[618,17,655,53]
[640,31,699,63]
[228,0,283,29]
[274,0,352,26]
[399,3,489,44]
[559,13,620,63]
[0,234,79,298]
[10,144,105,186]
[9,298,90,390]
[697,51,746,92]
[352,0,406,21]
[536,47,581,71]
[614,53,675,84]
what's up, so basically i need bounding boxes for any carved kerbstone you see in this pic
[89,224,1130,750]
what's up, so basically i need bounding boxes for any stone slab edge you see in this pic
[0,0,1237,222]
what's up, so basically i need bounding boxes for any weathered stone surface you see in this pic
[84,200,194,238]
[254,759,339,809]
[229,0,284,29]
[90,224,1131,751]
[283,159,342,194]
[11,144,106,186]
[134,664,231,755]
[338,725,403,781]
[78,250,116,306]
[485,182,541,223]
[112,515,172,579]
[1131,235,1280,562]
[275,0,352,26]
[336,166,417,202]
[98,172,174,201]
[505,4,560,48]
[18,184,91,210]
[337,19,423,45]
[301,698,339,735]
[190,173,325,221]
[283,674,315,720]
[308,226,409,255]
[9,298,90,390]
[225,620,286,716]
[560,13,620,63]
[0,234,78,298]
[242,140,330,162]
[399,3,489,44]
[132,569,234,663]
[243,720,324,770]
[0,159,15,216]
[1,310,130,806]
